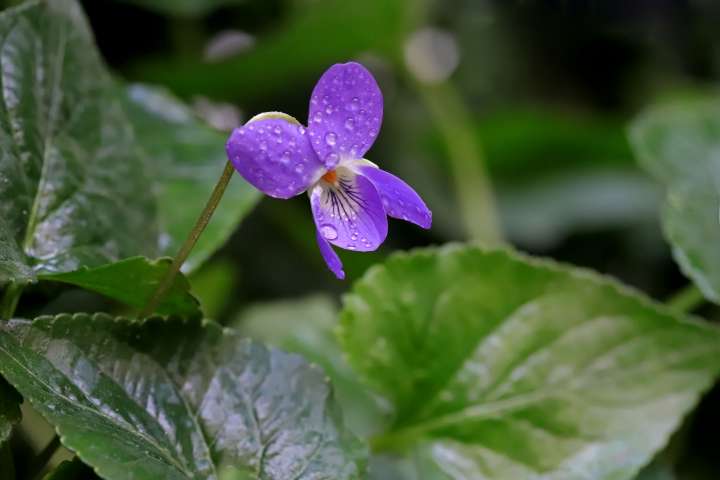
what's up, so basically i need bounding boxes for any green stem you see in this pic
[0,442,14,480]
[140,161,235,318]
[1,282,23,320]
[416,82,502,244]
[667,284,706,313]
[29,434,60,480]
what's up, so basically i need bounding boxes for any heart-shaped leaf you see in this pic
[0,313,366,479]
[629,99,720,303]
[41,257,200,317]
[0,0,158,284]
[122,84,260,273]
[340,245,720,480]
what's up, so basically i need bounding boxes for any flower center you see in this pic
[321,170,338,184]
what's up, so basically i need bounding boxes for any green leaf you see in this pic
[40,257,200,317]
[340,245,720,479]
[629,99,720,303]
[116,0,245,17]
[236,295,386,438]
[0,376,21,447]
[123,84,260,273]
[0,0,157,284]
[0,313,366,479]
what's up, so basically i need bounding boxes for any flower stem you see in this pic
[0,442,14,479]
[1,282,23,320]
[667,284,706,313]
[27,434,61,479]
[140,160,235,318]
[416,81,503,244]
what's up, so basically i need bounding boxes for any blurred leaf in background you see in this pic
[117,0,245,18]
[630,97,720,304]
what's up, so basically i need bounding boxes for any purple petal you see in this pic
[310,172,388,252]
[359,166,432,229]
[315,229,345,279]
[307,62,383,167]
[226,117,323,199]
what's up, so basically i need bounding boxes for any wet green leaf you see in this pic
[0,313,366,479]
[0,0,157,284]
[41,257,200,317]
[630,99,720,303]
[340,245,720,479]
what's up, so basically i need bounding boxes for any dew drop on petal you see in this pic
[344,118,355,131]
[325,132,337,146]
[280,151,291,164]
[347,97,360,112]
[313,112,323,123]
[295,163,305,173]
[298,125,306,135]
[325,152,339,167]
[320,224,338,240]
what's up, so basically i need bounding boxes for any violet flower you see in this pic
[226,62,431,279]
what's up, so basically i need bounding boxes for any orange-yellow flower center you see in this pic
[321,170,338,184]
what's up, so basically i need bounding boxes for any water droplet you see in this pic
[348,97,360,112]
[280,151,291,164]
[295,163,305,173]
[325,132,337,146]
[369,129,377,137]
[344,118,355,131]
[350,232,358,240]
[313,112,323,123]
[325,106,334,115]
[259,142,267,151]
[348,244,356,250]
[320,224,338,240]
[273,126,282,135]
[298,125,306,135]
[325,152,339,166]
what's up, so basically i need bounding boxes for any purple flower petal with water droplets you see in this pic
[307,62,383,166]
[226,117,323,199]
[315,229,345,279]
[310,172,387,252]
[360,166,432,229]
